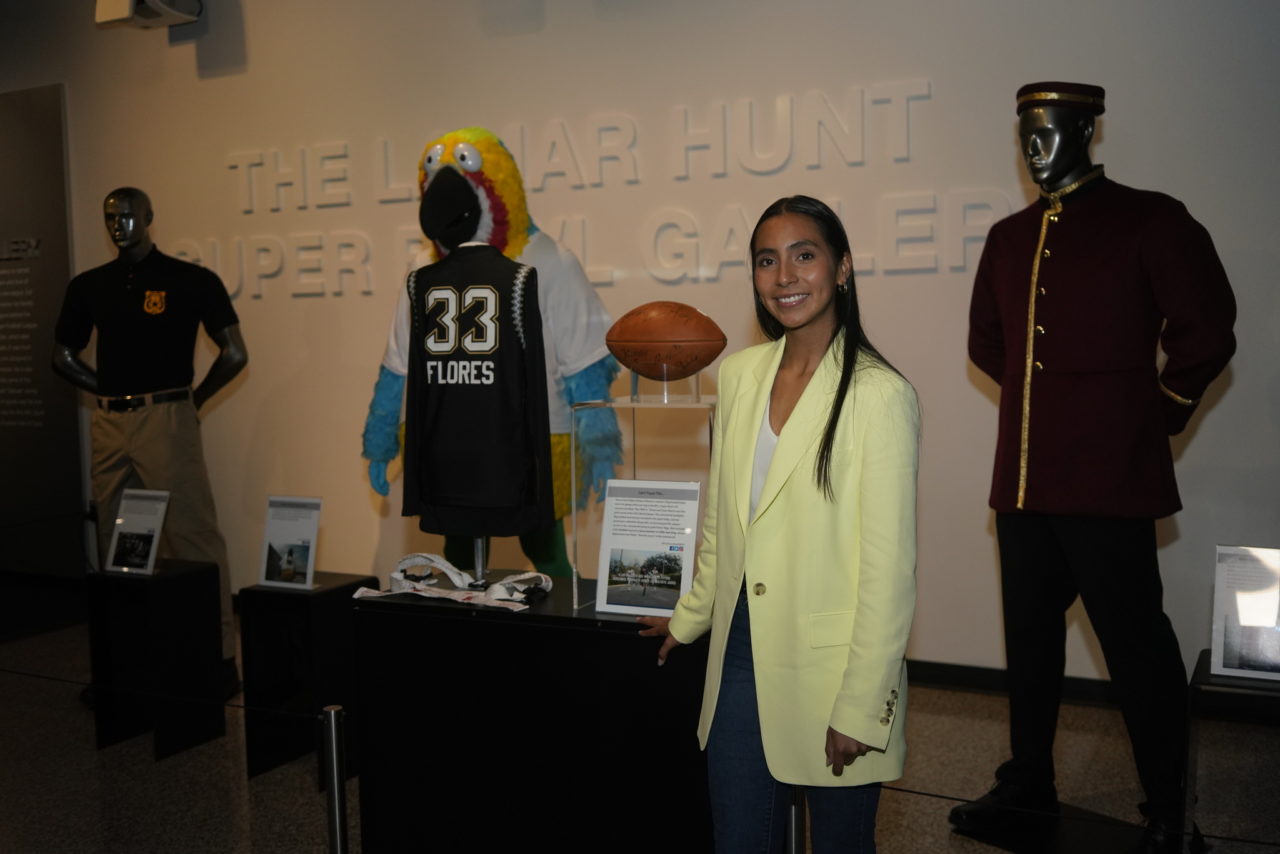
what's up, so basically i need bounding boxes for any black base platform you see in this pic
[88,559,225,759]
[353,574,712,852]
[239,571,377,779]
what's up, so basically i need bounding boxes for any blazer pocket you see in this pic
[809,610,855,648]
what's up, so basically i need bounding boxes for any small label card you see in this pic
[1211,544,1280,681]
[258,496,322,590]
[594,480,699,617]
[106,489,170,574]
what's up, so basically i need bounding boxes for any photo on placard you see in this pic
[263,541,312,585]
[604,547,684,610]
[110,531,155,570]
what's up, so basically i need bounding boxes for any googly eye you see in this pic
[422,143,446,176]
[453,142,483,173]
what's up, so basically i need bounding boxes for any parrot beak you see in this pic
[419,167,481,251]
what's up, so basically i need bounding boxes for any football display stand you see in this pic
[568,397,715,612]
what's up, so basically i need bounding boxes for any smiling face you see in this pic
[1018,105,1095,191]
[751,212,852,339]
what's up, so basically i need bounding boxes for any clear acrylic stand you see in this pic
[568,370,715,612]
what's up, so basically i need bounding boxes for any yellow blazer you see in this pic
[669,338,919,786]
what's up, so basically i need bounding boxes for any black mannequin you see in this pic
[957,82,1236,854]
[52,186,249,689]
[52,188,247,405]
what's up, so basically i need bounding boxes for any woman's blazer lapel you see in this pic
[730,340,841,530]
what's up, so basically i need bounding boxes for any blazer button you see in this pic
[1042,248,1051,258]
[890,690,899,699]
[753,582,766,596]
[1034,361,1044,371]
[1034,325,1045,335]
[880,716,891,726]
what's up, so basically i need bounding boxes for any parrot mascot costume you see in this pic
[363,127,621,577]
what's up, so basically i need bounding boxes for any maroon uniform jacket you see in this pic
[968,173,1236,518]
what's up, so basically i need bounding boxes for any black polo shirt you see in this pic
[55,248,238,396]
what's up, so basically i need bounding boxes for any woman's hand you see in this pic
[825,727,871,776]
[636,616,682,665]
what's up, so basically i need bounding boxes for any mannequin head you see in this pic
[103,187,154,263]
[1018,106,1095,191]
[1014,82,1105,193]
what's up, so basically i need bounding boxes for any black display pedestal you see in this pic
[353,575,712,853]
[1186,648,1280,853]
[239,571,377,778]
[87,559,224,759]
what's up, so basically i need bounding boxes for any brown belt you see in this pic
[97,388,190,412]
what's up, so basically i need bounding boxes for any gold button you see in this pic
[1038,287,1046,296]
[1034,325,1045,335]
[1034,361,1044,371]
[753,582,766,596]
[1042,248,1051,258]
[880,716,891,726]
[1049,215,1059,223]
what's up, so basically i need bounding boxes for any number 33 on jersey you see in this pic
[402,243,555,536]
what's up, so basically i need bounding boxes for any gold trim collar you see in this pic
[1039,166,1105,206]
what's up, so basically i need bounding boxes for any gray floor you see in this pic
[1,625,1276,853]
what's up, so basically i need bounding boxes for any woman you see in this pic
[639,196,919,853]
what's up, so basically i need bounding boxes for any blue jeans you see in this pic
[707,591,881,854]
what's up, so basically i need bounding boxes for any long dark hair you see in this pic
[750,195,893,500]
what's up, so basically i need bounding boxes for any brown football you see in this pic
[606,301,727,381]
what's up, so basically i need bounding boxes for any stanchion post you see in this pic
[322,705,348,854]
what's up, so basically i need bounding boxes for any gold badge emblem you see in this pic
[143,290,166,315]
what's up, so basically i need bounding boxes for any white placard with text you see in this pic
[258,496,322,590]
[106,489,170,574]
[595,480,699,617]
[1212,545,1280,681]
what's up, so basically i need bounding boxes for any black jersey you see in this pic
[402,244,554,537]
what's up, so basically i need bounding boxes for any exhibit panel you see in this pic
[0,0,1275,682]
[0,84,83,576]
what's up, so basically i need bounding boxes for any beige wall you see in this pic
[4,0,1276,678]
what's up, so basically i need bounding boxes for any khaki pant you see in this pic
[91,398,235,660]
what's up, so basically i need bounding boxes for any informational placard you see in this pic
[258,496,321,589]
[0,84,82,574]
[1212,544,1280,681]
[105,489,170,574]
[595,480,699,617]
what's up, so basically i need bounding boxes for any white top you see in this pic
[750,397,779,521]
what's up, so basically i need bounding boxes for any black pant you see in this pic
[995,513,1188,814]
